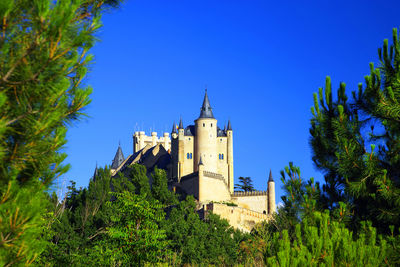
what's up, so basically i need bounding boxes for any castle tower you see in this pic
[171,122,177,139]
[268,169,276,214]
[226,120,234,193]
[194,90,218,173]
[177,118,185,181]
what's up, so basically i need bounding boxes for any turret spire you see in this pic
[227,120,232,131]
[178,117,184,129]
[268,169,274,182]
[172,121,177,133]
[93,162,99,181]
[111,144,125,169]
[199,155,204,165]
[199,89,214,118]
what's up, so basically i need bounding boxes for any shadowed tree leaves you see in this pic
[235,176,255,192]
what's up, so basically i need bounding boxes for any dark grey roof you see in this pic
[172,122,177,134]
[184,125,195,136]
[217,126,226,137]
[112,144,171,177]
[199,155,204,165]
[199,90,214,118]
[227,120,232,131]
[268,169,274,182]
[92,163,99,182]
[111,145,125,169]
[179,118,184,129]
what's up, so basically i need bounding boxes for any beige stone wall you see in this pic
[198,171,231,203]
[227,130,233,193]
[182,136,194,176]
[231,193,269,214]
[206,203,272,233]
[194,118,218,173]
[216,136,228,185]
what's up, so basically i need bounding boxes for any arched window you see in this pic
[187,153,189,159]
[222,154,224,160]
[190,153,192,159]
[203,123,205,127]
[211,123,213,127]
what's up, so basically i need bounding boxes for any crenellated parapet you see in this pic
[231,190,268,197]
[133,131,171,153]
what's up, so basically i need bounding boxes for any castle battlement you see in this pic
[232,190,268,196]
[133,131,171,153]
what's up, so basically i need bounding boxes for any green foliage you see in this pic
[310,28,400,232]
[107,191,169,266]
[234,176,255,192]
[151,167,177,206]
[0,0,121,265]
[265,211,389,267]
[161,195,246,265]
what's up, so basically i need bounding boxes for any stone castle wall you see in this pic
[205,202,272,233]
[231,191,269,214]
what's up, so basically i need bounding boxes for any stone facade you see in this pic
[204,203,272,233]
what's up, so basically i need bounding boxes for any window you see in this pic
[203,123,205,127]
[211,123,213,127]
[222,154,224,160]
[190,153,193,159]
[187,153,189,159]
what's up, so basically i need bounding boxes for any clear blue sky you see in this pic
[60,0,400,204]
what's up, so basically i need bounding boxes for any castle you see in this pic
[109,91,276,232]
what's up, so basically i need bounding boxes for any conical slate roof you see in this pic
[92,163,99,182]
[268,169,274,182]
[199,155,204,165]
[111,144,125,169]
[179,118,184,129]
[227,120,232,130]
[172,122,177,133]
[199,90,214,118]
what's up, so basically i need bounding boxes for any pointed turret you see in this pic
[268,169,274,182]
[199,90,214,118]
[268,169,276,214]
[199,155,204,165]
[92,163,99,181]
[111,144,125,169]
[172,121,177,134]
[178,117,184,129]
[227,120,232,131]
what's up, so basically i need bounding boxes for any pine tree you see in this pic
[234,176,255,192]
[310,28,400,232]
[0,0,121,264]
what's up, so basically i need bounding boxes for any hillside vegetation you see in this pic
[0,0,400,266]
